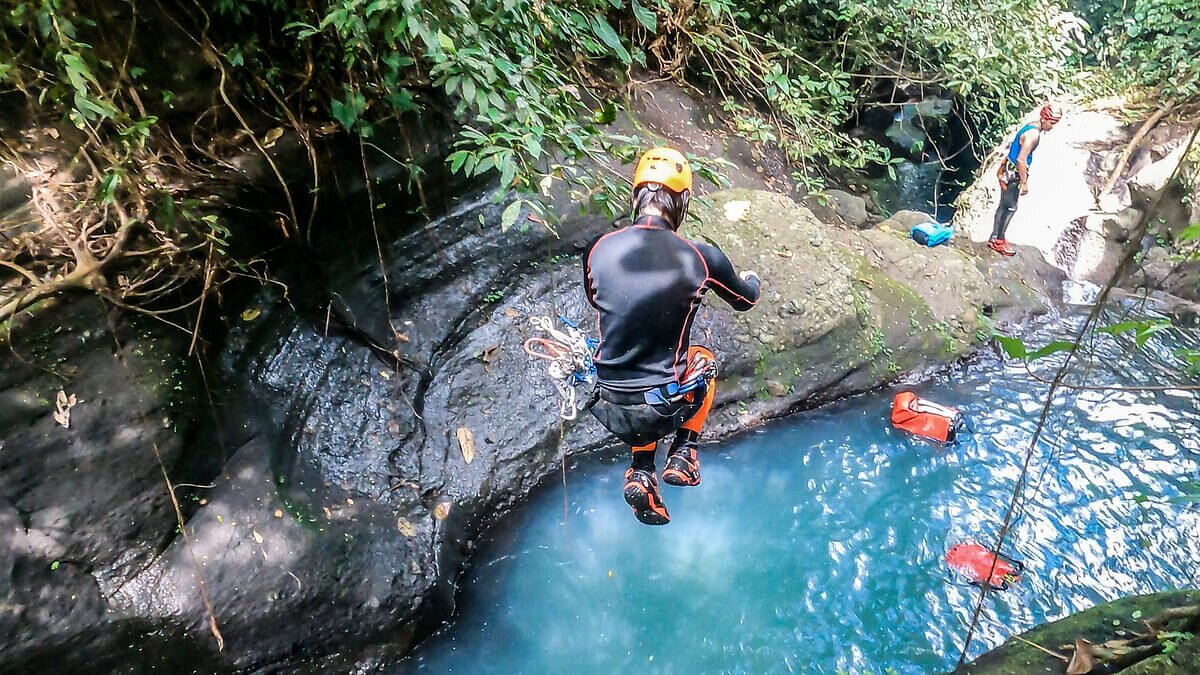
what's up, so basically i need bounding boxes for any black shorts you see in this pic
[588,386,706,447]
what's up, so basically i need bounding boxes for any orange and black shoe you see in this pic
[662,445,701,487]
[987,238,1016,256]
[623,467,670,525]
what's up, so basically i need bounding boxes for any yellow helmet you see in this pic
[632,147,692,193]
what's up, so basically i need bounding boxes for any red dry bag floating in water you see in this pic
[891,392,964,443]
[945,542,1024,590]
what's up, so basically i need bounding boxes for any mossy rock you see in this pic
[958,590,1200,674]
[685,189,1022,416]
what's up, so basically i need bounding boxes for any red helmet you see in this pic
[1040,104,1063,122]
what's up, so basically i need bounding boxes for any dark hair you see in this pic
[632,183,690,230]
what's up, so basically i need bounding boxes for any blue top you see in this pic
[1006,123,1039,166]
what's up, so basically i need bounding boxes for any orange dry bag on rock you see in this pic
[891,391,964,443]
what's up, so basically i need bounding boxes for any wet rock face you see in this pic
[0,299,216,669]
[208,187,1057,669]
[0,83,1069,670]
[0,183,1062,671]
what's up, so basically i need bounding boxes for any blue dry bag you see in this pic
[910,221,953,247]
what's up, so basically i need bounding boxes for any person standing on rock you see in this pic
[582,147,761,526]
[988,103,1063,256]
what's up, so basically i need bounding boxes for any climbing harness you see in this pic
[642,349,717,407]
[523,315,598,420]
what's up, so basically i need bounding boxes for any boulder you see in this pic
[890,209,939,229]
[819,188,869,227]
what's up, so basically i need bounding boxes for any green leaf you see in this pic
[591,17,631,64]
[437,30,455,52]
[158,193,176,230]
[73,92,117,120]
[499,157,517,189]
[99,171,120,204]
[500,200,523,232]
[50,561,60,571]
[594,101,618,124]
[1136,324,1169,348]
[994,335,1027,359]
[61,53,100,88]
[1099,320,1149,336]
[331,97,357,130]
[282,21,320,39]
[523,137,543,159]
[631,0,657,32]
[1099,319,1171,348]
[447,150,470,174]
[1024,340,1075,360]
[1177,223,1200,242]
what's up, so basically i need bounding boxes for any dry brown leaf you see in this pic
[262,127,284,147]
[241,308,261,322]
[1098,637,1134,650]
[251,529,264,544]
[397,517,416,537]
[432,499,452,521]
[456,426,475,464]
[504,308,519,318]
[855,277,874,289]
[273,509,283,518]
[774,248,794,259]
[53,390,77,429]
[1067,638,1096,674]
[481,344,501,365]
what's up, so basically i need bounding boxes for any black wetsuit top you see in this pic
[582,214,761,393]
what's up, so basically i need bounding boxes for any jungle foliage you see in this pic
[207,0,1082,195]
[0,0,1195,329]
[1071,0,1200,104]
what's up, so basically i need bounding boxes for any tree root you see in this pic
[1095,101,1175,208]
[1058,604,1200,673]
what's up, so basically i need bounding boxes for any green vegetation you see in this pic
[0,0,1196,330]
[1071,0,1200,103]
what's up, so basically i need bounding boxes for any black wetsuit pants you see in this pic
[991,166,1021,240]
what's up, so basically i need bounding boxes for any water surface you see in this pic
[403,317,1200,674]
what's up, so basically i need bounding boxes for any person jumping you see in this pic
[582,147,761,525]
[989,103,1063,256]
